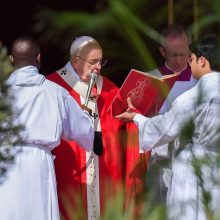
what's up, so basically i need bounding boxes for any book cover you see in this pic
[109,69,179,116]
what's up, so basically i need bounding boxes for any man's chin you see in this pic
[173,68,184,73]
[80,76,90,83]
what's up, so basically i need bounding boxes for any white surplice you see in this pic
[134,71,220,220]
[148,66,197,203]
[0,66,94,220]
[149,66,197,156]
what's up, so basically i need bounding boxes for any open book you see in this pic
[109,69,179,116]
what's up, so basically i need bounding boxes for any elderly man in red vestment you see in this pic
[47,36,150,220]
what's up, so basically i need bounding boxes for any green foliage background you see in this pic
[0,43,20,183]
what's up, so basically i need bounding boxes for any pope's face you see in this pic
[72,48,103,82]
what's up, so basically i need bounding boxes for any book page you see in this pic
[109,69,179,116]
[135,70,162,81]
[135,70,179,81]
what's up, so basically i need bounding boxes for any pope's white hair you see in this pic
[70,36,95,56]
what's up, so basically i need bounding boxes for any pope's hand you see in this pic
[81,104,92,116]
[114,98,139,121]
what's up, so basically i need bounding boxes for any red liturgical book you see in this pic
[109,69,179,116]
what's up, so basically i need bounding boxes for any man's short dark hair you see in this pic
[189,34,220,71]
[11,36,40,68]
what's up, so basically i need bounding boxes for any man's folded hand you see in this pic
[81,104,92,116]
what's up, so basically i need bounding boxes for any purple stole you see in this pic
[159,64,191,81]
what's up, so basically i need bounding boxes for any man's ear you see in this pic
[71,56,78,69]
[9,55,14,64]
[199,56,207,67]
[159,46,165,58]
[37,53,41,62]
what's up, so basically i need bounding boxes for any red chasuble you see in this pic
[47,71,150,220]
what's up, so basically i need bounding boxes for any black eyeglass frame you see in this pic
[75,56,107,67]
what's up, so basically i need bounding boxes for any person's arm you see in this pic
[62,93,94,151]
[133,112,178,152]
[115,96,193,152]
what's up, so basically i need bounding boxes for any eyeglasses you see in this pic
[75,56,107,67]
[165,52,190,59]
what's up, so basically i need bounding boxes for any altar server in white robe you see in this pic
[0,36,94,220]
[116,35,220,220]
[148,24,197,202]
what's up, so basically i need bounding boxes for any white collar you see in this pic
[65,61,80,80]
[165,62,187,74]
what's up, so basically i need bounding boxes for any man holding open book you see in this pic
[150,24,197,113]
[148,24,197,202]
[115,34,220,220]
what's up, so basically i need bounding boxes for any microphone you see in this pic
[84,72,97,107]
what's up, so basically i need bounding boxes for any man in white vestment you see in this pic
[116,35,220,220]
[0,36,94,220]
[148,24,197,202]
